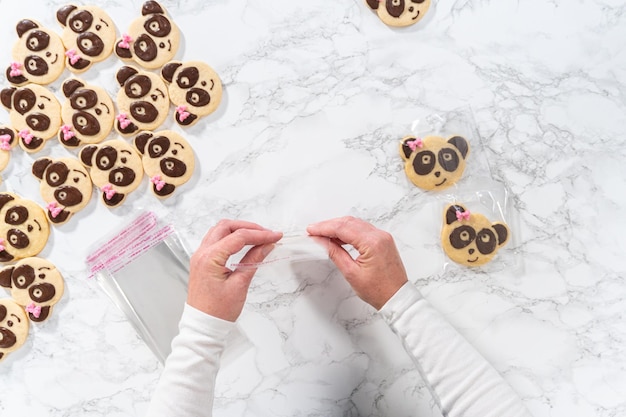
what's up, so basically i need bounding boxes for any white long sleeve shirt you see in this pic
[147,282,531,417]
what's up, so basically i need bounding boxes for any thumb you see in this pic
[326,239,359,279]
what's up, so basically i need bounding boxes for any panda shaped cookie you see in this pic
[59,78,115,148]
[365,0,431,27]
[115,66,169,136]
[400,135,469,191]
[32,157,93,225]
[5,19,66,86]
[0,193,50,263]
[133,131,195,198]
[0,126,18,173]
[441,204,510,267]
[115,1,180,69]
[0,258,64,322]
[79,139,144,207]
[161,61,223,126]
[0,298,29,362]
[1,84,62,153]
[56,4,117,73]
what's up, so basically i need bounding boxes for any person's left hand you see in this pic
[187,220,283,321]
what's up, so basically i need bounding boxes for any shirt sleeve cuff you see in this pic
[180,303,236,339]
[378,281,423,324]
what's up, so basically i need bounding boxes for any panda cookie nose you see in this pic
[469,248,475,255]
[434,171,441,177]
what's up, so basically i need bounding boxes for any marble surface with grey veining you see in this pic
[0,0,625,416]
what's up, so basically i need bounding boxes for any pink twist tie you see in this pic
[0,134,11,151]
[61,124,75,141]
[10,62,23,77]
[176,105,190,122]
[0,238,5,252]
[408,138,424,152]
[116,113,131,129]
[46,202,63,218]
[150,175,166,191]
[456,210,471,221]
[101,184,117,200]
[26,303,42,319]
[65,49,80,65]
[119,34,133,49]
[19,129,34,145]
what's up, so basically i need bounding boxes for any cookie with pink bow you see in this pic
[79,139,144,207]
[399,135,470,191]
[441,204,510,267]
[32,157,93,225]
[161,61,223,127]
[0,257,64,323]
[5,19,66,86]
[0,298,29,362]
[58,78,115,148]
[0,126,18,173]
[56,4,117,73]
[1,84,62,153]
[133,130,195,199]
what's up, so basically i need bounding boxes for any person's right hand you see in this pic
[306,217,408,310]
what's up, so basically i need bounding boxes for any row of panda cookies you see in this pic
[2,61,222,155]
[399,135,511,267]
[7,1,181,82]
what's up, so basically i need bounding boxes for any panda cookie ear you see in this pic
[447,136,469,159]
[0,266,14,288]
[1,88,16,110]
[116,66,139,86]
[492,222,509,246]
[32,158,53,180]
[400,137,419,160]
[445,204,468,225]
[161,61,182,83]
[134,132,153,154]
[142,1,165,15]
[80,145,98,167]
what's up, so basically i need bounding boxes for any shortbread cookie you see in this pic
[441,204,510,267]
[5,19,66,86]
[79,139,144,207]
[366,0,431,27]
[400,135,469,190]
[0,126,18,172]
[59,78,115,148]
[0,298,29,362]
[0,193,50,263]
[0,257,64,322]
[161,61,223,126]
[32,157,92,225]
[115,66,169,136]
[133,130,195,198]
[1,84,62,153]
[115,1,180,69]
[56,4,117,73]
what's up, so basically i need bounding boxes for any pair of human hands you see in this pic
[188,217,408,322]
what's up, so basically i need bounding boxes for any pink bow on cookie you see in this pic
[150,175,166,191]
[9,62,23,77]
[119,34,133,49]
[101,184,117,200]
[176,105,190,122]
[408,138,424,151]
[19,129,34,145]
[0,134,11,151]
[456,210,471,221]
[65,49,80,65]
[26,303,42,319]
[0,238,5,252]
[61,124,75,141]
[116,113,131,129]
[46,202,63,218]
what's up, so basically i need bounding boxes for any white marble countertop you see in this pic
[1,0,625,416]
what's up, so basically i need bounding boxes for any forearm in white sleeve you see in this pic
[379,282,532,417]
[146,303,235,417]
